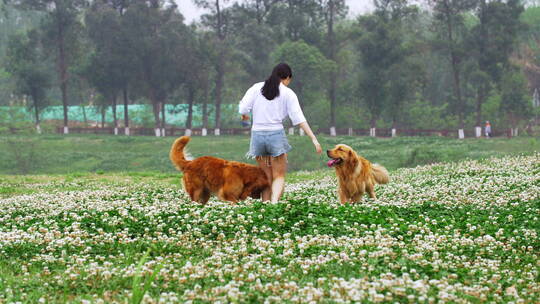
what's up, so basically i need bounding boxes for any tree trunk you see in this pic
[57,14,69,135]
[370,116,377,137]
[214,52,224,136]
[81,102,88,125]
[161,101,166,137]
[101,107,105,128]
[118,4,129,136]
[112,94,118,135]
[214,0,225,136]
[476,0,487,138]
[475,84,486,138]
[202,88,208,136]
[152,101,161,137]
[34,102,41,134]
[452,57,464,131]
[186,88,194,135]
[443,1,465,138]
[329,79,337,136]
[509,113,518,137]
[327,0,337,137]
[123,87,130,135]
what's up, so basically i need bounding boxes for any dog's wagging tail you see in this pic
[371,164,390,185]
[170,136,191,171]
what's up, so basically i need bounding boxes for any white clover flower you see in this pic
[1,154,539,303]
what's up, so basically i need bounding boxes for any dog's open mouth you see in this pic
[327,158,343,167]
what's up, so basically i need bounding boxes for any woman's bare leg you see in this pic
[270,154,288,203]
[256,156,272,201]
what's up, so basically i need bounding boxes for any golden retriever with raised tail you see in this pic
[170,136,270,204]
[327,144,389,203]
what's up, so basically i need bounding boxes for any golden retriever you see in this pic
[327,144,389,203]
[170,136,270,204]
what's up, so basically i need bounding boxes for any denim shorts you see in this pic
[247,129,292,158]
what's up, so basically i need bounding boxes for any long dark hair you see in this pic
[261,63,292,100]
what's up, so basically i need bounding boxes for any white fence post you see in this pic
[288,127,294,135]
[475,126,481,138]
[330,126,336,136]
[458,129,465,139]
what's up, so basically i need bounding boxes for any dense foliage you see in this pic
[0,0,539,135]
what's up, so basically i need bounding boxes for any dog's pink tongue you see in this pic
[327,159,338,167]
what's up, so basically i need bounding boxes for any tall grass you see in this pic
[130,249,162,304]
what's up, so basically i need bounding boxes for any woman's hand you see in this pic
[312,138,322,154]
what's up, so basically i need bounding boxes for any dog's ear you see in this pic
[348,150,352,156]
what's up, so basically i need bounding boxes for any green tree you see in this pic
[516,6,540,101]
[195,0,233,135]
[266,0,324,45]
[355,0,415,136]
[182,27,212,135]
[469,0,524,137]
[272,40,333,133]
[319,0,348,135]
[5,29,51,133]
[0,2,43,63]
[500,69,532,136]
[84,1,130,135]
[430,0,476,138]
[376,1,422,135]
[272,40,333,103]
[123,0,189,136]
[230,1,277,83]
[8,0,87,134]
[84,0,137,135]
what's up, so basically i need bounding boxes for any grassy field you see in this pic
[0,154,538,303]
[0,134,539,174]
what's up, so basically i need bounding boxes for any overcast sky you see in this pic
[176,0,374,23]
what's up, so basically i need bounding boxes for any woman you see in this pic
[239,63,322,203]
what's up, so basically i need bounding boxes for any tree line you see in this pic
[0,0,539,137]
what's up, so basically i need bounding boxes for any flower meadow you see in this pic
[0,154,539,303]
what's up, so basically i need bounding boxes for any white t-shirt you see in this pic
[238,82,307,131]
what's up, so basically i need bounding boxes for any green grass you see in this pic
[0,134,538,174]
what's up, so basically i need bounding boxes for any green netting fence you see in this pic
[0,104,241,127]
